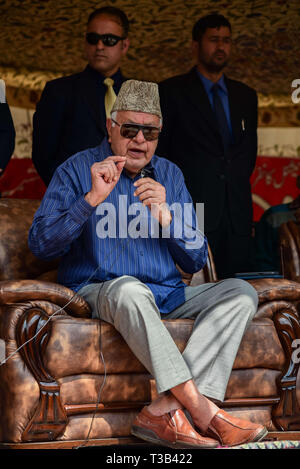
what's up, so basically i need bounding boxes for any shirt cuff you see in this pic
[162,208,206,250]
[69,194,96,225]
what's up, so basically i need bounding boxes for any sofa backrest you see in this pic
[0,198,58,281]
[279,219,300,282]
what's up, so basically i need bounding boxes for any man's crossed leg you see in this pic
[79,276,268,448]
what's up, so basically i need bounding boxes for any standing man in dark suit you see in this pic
[32,6,130,186]
[157,14,258,279]
[0,79,15,177]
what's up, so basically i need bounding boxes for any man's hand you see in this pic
[85,156,126,207]
[133,177,172,227]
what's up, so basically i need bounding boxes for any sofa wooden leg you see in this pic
[22,382,68,442]
[272,306,300,430]
[16,307,68,441]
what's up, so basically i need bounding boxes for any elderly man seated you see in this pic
[28,80,267,448]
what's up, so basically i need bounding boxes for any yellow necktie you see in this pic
[104,77,117,118]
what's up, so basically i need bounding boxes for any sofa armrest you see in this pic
[247,278,300,305]
[245,277,300,430]
[0,297,72,442]
[0,279,91,318]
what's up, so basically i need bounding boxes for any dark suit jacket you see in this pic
[32,65,126,186]
[157,67,258,235]
[0,103,15,172]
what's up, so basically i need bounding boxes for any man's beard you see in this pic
[199,52,229,73]
[206,60,228,73]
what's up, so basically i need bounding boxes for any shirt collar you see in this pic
[85,65,123,87]
[196,69,228,95]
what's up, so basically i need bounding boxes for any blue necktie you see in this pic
[212,84,231,150]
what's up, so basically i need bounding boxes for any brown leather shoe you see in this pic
[204,410,268,447]
[131,406,219,449]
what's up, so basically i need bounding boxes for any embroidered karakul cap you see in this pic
[112,80,162,119]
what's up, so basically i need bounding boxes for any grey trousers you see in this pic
[78,276,258,402]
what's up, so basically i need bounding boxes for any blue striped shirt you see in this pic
[28,138,208,314]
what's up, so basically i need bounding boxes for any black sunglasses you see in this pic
[112,119,161,142]
[86,32,126,47]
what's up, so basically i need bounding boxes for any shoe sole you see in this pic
[131,425,218,449]
[252,427,269,443]
[229,427,269,447]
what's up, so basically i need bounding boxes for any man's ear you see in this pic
[106,118,112,143]
[122,38,130,55]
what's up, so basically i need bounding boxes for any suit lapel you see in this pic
[78,67,107,136]
[183,68,221,141]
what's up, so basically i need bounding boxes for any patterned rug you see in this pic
[218,440,300,449]
[80,441,300,451]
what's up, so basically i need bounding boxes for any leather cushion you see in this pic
[56,368,282,408]
[44,316,285,377]
[225,368,281,399]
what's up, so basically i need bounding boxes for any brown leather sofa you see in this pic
[279,215,300,283]
[1,198,300,449]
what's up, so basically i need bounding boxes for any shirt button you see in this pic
[140,252,144,256]
[219,174,225,180]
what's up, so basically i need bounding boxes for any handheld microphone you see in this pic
[140,167,155,179]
